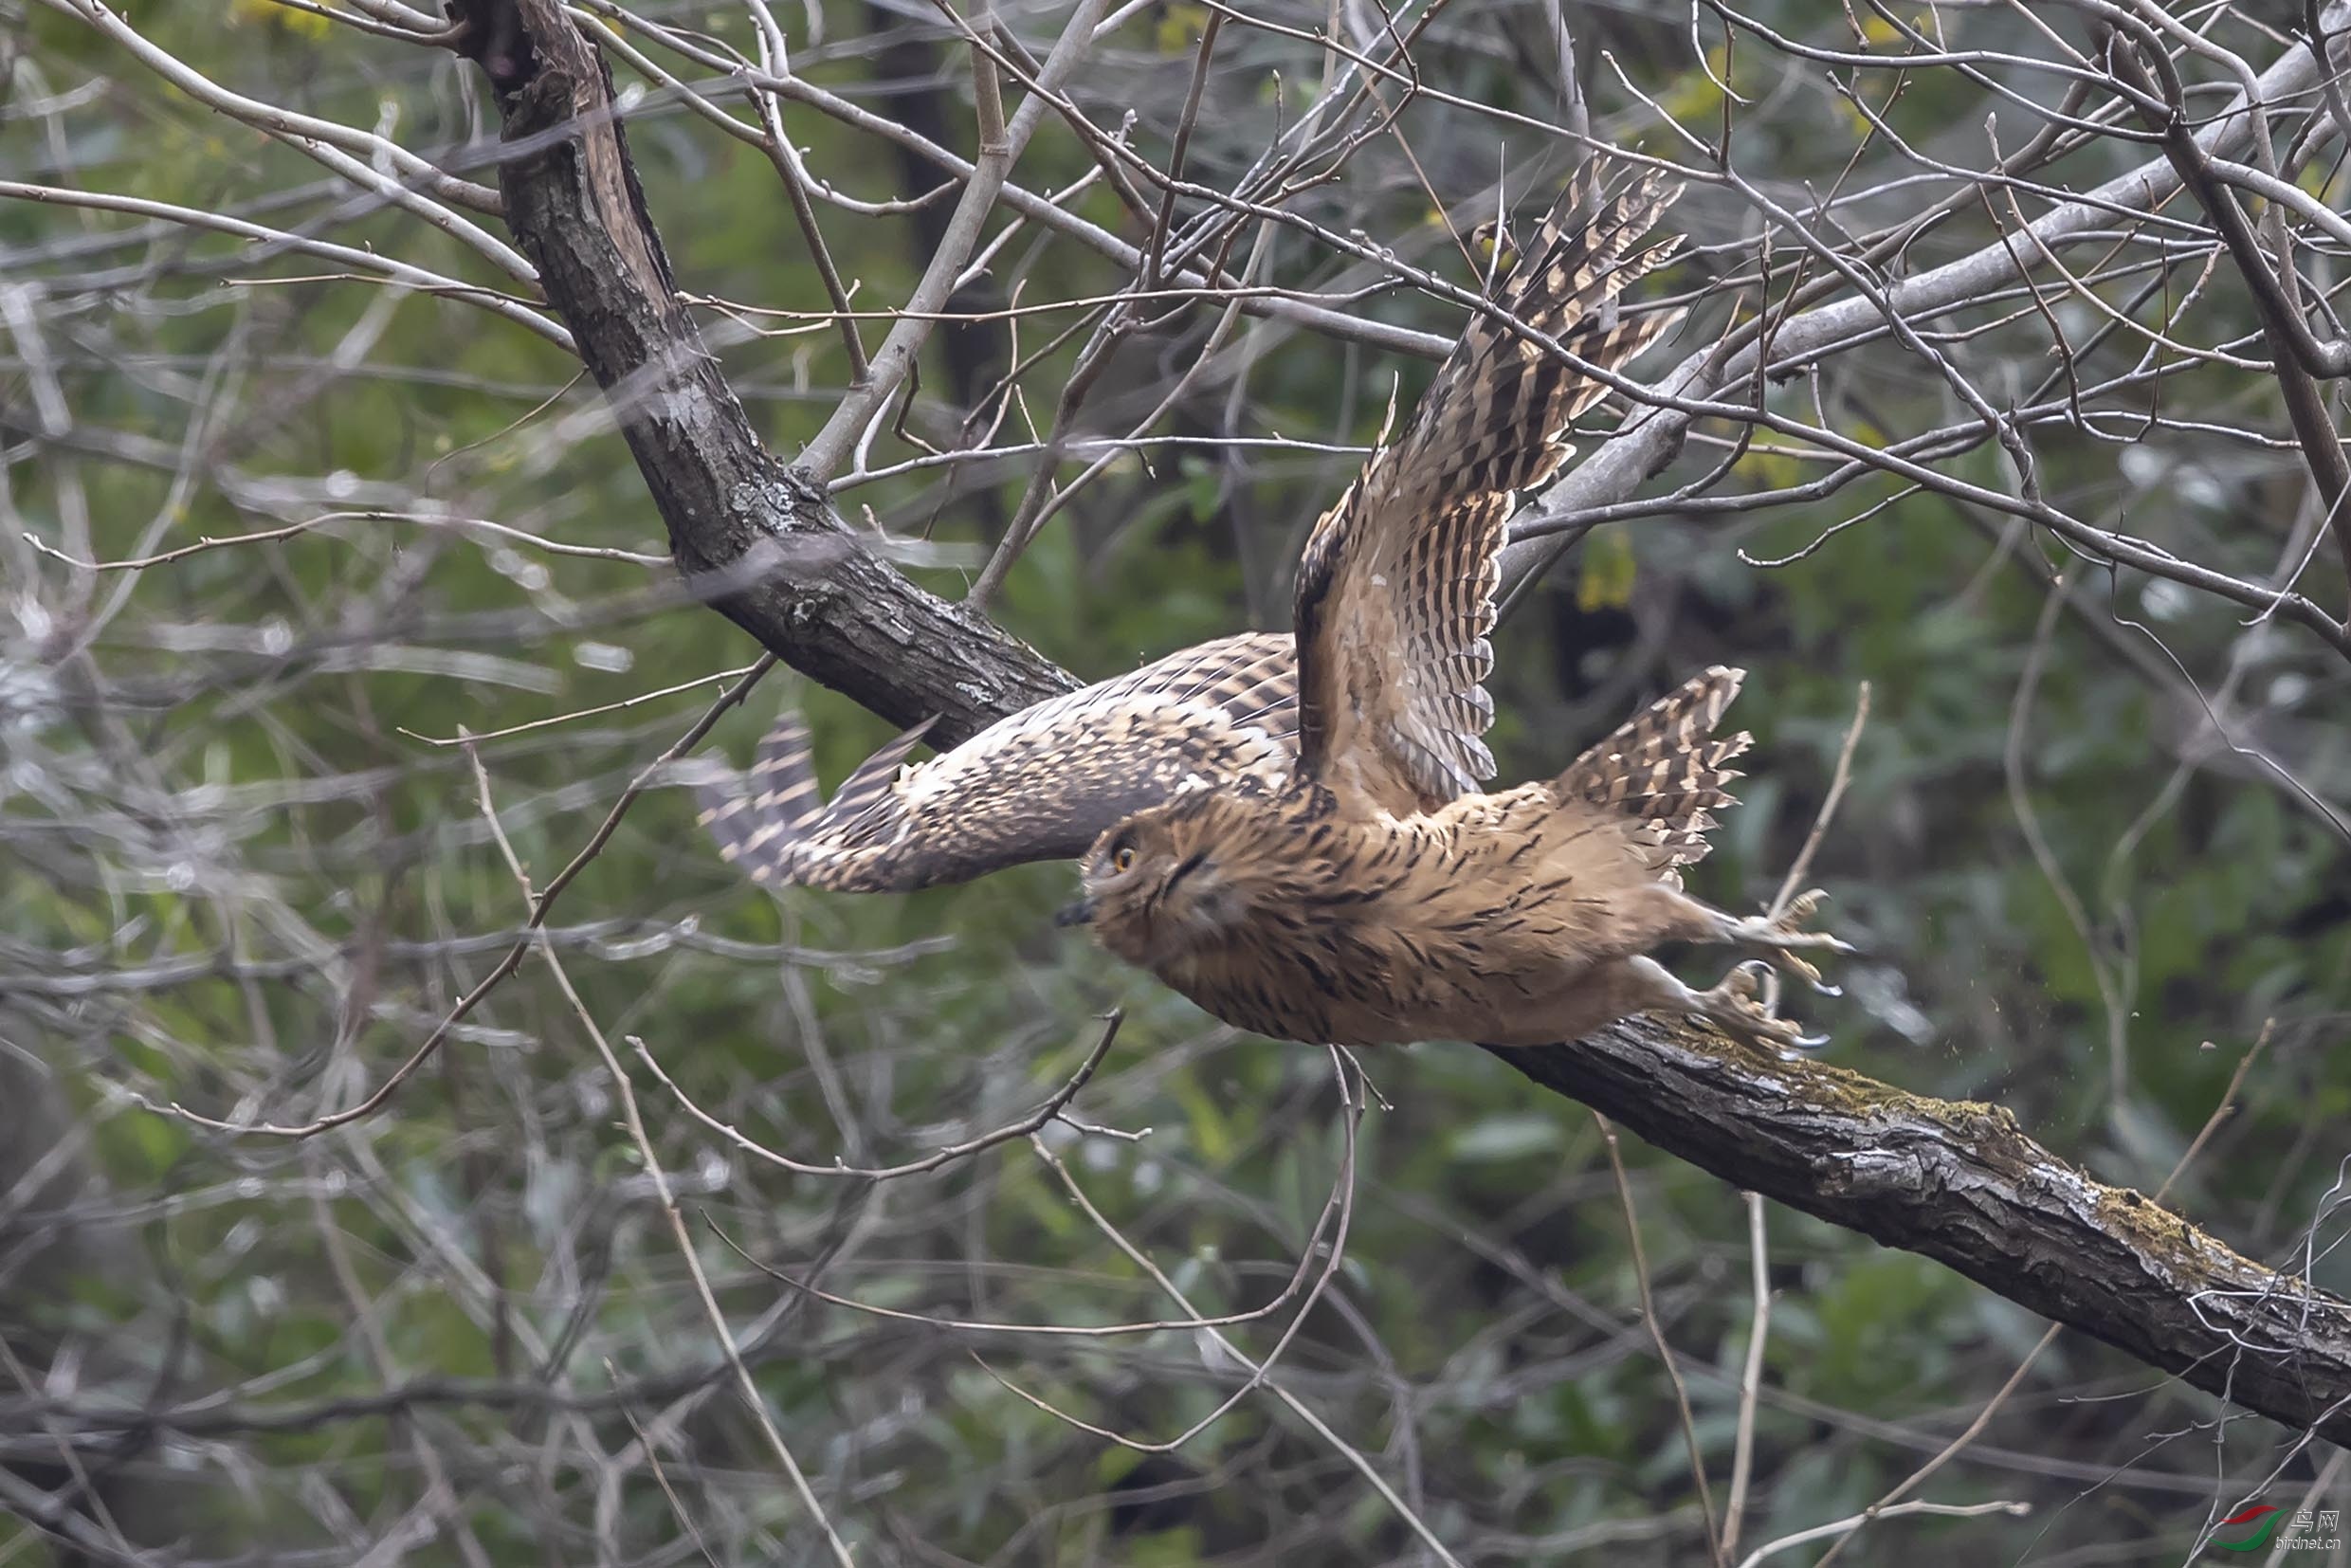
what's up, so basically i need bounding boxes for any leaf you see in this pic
[1577,529,1637,611]
[1154,2,1209,54]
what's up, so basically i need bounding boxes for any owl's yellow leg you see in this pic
[1627,884,1852,992]
[1701,888,1852,991]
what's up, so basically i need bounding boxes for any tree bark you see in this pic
[447,0,2351,1451]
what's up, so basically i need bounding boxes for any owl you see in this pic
[702,160,1848,1051]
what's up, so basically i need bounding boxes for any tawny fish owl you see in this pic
[702,162,1847,1051]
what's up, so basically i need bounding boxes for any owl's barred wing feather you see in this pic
[698,714,940,884]
[699,712,819,872]
[699,632,1299,892]
[1553,665,1750,884]
[1294,163,1686,816]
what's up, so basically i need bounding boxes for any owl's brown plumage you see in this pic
[1554,664,1749,883]
[1073,665,1844,1050]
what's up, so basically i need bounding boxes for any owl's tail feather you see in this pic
[697,712,938,887]
[1552,666,1750,874]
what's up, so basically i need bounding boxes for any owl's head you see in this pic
[1057,793,1255,967]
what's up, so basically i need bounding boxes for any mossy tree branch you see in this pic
[1494,1026,2351,1449]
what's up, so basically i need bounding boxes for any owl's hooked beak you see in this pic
[1054,895,1097,928]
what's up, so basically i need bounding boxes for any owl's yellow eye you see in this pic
[1112,845,1137,873]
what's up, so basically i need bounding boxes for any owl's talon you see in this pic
[1729,957,1782,1017]
[1694,963,1822,1053]
[1778,950,1826,988]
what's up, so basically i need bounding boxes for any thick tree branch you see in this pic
[449,0,2351,1452]
[450,0,1077,744]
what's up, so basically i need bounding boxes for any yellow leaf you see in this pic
[1154,2,1209,54]
[1576,530,1636,612]
[228,0,335,35]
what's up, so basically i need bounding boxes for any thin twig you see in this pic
[136,656,779,1138]
[456,735,858,1564]
[798,0,1115,479]
[401,665,763,747]
[1722,1192,1771,1560]
[1015,1053,1464,1564]
[743,0,870,383]
[633,1010,1125,1180]
[1141,11,1225,298]
[1769,680,1870,920]
[1738,1500,2030,1567]
[536,893,860,1567]
[1595,1110,1725,1567]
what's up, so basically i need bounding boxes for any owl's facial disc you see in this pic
[1066,816,1240,961]
[1063,825,1154,928]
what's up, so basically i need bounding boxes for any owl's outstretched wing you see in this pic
[1293,162,1685,817]
[698,632,1297,892]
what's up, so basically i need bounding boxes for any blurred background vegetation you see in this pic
[2,0,2348,1562]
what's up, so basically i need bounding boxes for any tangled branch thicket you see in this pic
[4,0,2350,1562]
